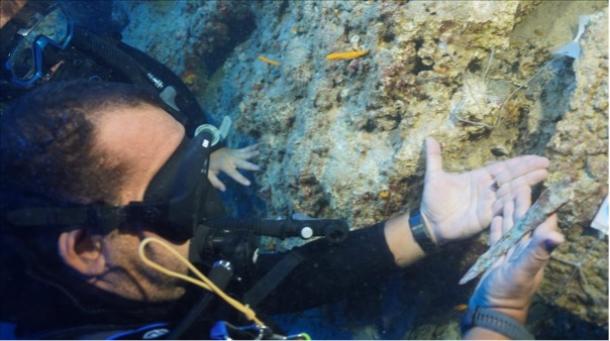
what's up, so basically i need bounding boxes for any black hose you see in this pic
[206,217,350,243]
[70,28,212,137]
[115,42,209,135]
[166,261,233,339]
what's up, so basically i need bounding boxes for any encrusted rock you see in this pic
[120,0,608,336]
[539,9,608,326]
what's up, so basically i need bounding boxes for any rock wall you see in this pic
[539,9,608,327]
[119,0,608,337]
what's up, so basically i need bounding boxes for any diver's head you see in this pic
[0,80,197,301]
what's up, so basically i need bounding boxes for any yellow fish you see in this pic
[453,304,468,312]
[378,190,391,200]
[258,55,280,66]
[326,50,369,61]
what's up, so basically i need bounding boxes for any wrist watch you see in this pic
[409,210,437,254]
[461,307,534,340]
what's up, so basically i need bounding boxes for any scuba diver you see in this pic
[0,0,259,196]
[0,1,564,340]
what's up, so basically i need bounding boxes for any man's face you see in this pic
[80,103,192,301]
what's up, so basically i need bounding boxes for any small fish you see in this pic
[378,190,391,200]
[258,55,280,66]
[182,71,197,86]
[454,303,468,312]
[326,50,369,61]
[459,180,574,285]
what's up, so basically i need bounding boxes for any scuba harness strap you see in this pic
[69,28,209,138]
[243,250,305,309]
[69,28,150,87]
[166,261,233,340]
[114,42,207,136]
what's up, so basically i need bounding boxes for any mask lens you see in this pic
[8,40,35,80]
[34,8,70,46]
[6,7,71,83]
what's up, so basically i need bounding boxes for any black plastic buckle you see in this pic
[88,205,124,233]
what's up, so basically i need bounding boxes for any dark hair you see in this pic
[0,80,161,323]
[1,80,159,206]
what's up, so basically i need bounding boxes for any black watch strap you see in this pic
[409,210,437,254]
[461,307,534,340]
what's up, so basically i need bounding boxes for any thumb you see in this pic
[425,137,443,173]
[513,215,564,277]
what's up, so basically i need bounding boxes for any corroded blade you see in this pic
[459,180,573,285]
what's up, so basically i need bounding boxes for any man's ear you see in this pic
[58,229,106,277]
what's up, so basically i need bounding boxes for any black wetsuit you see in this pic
[14,222,397,339]
[1,5,400,338]
[0,34,400,341]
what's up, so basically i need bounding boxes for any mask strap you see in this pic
[138,237,266,327]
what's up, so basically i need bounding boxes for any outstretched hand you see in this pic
[208,145,260,191]
[468,209,564,324]
[421,137,549,244]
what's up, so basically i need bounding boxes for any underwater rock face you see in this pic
[121,0,608,337]
[119,0,254,90]
[539,9,608,327]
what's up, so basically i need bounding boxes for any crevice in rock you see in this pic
[412,56,434,75]
[277,0,289,19]
[199,3,257,73]
[519,57,576,155]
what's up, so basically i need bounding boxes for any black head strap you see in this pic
[4,204,123,235]
[142,131,214,241]
[2,130,215,241]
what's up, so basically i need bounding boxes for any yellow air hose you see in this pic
[138,237,265,327]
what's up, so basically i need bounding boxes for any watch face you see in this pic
[409,212,437,253]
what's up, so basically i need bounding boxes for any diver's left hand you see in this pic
[466,212,564,327]
[208,145,260,191]
[420,138,549,245]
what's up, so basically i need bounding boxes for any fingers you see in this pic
[226,167,251,187]
[508,232,532,262]
[488,157,545,219]
[237,144,260,159]
[489,216,502,245]
[532,214,562,240]
[208,172,226,192]
[489,199,517,246]
[496,169,548,198]
[492,184,533,217]
[425,137,443,173]
[495,163,548,187]
[485,155,549,186]
[209,144,260,188]
[239,143,259,151]
[236,159,260,171]
[514,186,531,220]
[513,214,564,277]
[502,200,514,234]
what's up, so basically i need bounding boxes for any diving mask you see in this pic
[2,4,73,88]
[3,127,221,243]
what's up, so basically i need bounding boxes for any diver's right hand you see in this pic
[467,213,564,324]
